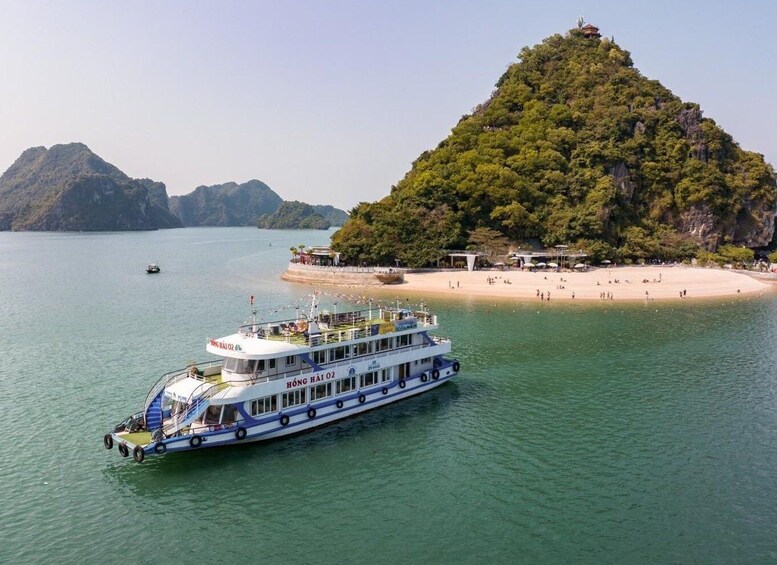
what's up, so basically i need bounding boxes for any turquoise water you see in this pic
[1,228,776,564]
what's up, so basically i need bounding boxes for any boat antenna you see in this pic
[250,295,256,325]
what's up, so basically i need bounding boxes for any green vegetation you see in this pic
[331,28,777,267]
[257,201,330,230]
[769,250,777,263]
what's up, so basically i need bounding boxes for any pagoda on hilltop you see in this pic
[580,23,601,38]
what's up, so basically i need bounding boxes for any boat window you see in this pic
[310,383,332,401]
[397,334,411,347]
[336,376,356,395]
[286,355,295,366]
[354,342,369,357]
[381,369,391,383]
[258,360,266,372]
[222,404,237,423]
[223,357,238,372]
[313,350,326,365]
[377,338,392,352]
[269,358,276,369]
[360,371,378,388]
[251,395,278,416]
[232,359,256,374]
[282,389,306,408]
[330,346,348,362]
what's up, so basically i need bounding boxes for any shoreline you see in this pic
[378,265,776,303]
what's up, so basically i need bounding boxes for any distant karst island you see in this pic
[0,143,348,231]
[331,23,777,267]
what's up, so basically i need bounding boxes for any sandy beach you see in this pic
[398,265,774,302]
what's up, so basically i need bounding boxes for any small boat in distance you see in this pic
[146,263,161,274]
[104,295,459,462]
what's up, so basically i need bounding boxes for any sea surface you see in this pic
[1,228,776,564]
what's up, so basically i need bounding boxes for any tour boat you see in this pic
[104,297,459,462]
[146,263,160,274]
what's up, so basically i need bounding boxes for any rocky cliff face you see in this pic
[168,180,283,226]
[0,143,181,231]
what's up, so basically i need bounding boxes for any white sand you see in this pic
[398,265,772,302]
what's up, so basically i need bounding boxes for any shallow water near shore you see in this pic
[2,228,777,563]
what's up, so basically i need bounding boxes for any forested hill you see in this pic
[331,26,777,267]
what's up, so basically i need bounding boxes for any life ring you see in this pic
[336,400,344,409]
[280,414,290,426]
[421,372,428,383]
[103,434,113,450]
[133,445,145,463]
[432,368,440,380]
[358,394,366,404]
[190,435,202,448]
[382,387,388,395]
[453,361,460,372]
[307,408,317,419]
[235,427,247,440]
[399,380,406,389]
[296,320,308,333]
[154,442,166,454]
[118,442,129,457]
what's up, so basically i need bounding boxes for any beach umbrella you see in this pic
[574,263,586,269]
[547,262,558,268]
[536,262,547,267]
[601,260,611,265]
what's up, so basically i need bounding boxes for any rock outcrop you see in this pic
[0,143,181,231]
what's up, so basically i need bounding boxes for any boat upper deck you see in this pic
[206,306,438,358]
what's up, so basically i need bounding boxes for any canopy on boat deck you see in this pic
[206,333,304,358]
[166,376,215,402]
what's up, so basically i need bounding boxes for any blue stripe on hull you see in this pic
[135,362,459,457]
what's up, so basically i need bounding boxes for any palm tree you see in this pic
[290,247,298,262]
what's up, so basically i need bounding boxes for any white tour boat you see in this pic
[104,297,459,462]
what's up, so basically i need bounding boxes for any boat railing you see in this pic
[143,359,223,419]
[237,308,436,341]
[165,378,238,437]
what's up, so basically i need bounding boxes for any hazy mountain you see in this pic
[168,180,283,226]
[0,143,182,231]
[312,204,349,226]
[257,201,330,229]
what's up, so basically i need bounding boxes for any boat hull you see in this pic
[114,360,458,459]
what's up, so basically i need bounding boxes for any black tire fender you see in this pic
[336,399,344,409]
[103,434,113,450]
[154,442,166,454]
[453,361,461,372]
[280,414,290,426]
[190,435,202,448]
[399,380,406,389]
[133,445,145,463]
[358,394,366,404]
[235,427,247,440]
[307,407,317,419]
[421,372,428,383]
[432,368,440,380]
[382,387,388,395]
[118,442,129,457]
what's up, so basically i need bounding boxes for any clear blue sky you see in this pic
[1,1,775,209]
